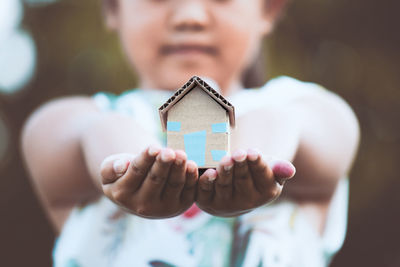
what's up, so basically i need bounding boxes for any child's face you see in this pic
[106,0,275,92]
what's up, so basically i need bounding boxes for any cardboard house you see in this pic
[159,76,235,169]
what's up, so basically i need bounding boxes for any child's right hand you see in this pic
[100,146,198,219]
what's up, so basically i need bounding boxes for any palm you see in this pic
[195,149,295,217]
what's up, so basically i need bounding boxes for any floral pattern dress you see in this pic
[53,76,349,267]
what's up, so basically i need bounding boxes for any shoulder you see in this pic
[23,96,99,140]
[255,76,359,135]
[230,76,332,116]
[22,95,101,152]
[261,76,331,103]
[27,96,98,121]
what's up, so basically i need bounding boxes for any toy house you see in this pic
[159,76,235,169]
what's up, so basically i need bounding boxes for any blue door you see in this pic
[184,130,207,167]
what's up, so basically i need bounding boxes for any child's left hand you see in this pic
[196,149,296,217]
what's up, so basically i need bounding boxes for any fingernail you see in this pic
[161,149,175,162]
[113,159,129,174]
[224,164,233,172]
[208,176,217,183]
[233,149,247,162]
[148,145,160,157]
[187,161,197,174]
[188,165,195,173]
[175,158,183,165]
[208,172,217,182]
[247,149,259,161]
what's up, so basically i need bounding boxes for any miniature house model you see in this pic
[159,76,235,169]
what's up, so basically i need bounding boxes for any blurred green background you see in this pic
[0,0,399,266]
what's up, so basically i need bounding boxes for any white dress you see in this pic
[53,76,348,267]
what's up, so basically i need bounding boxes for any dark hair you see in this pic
[101,0,269,88]
[242,49,266,88]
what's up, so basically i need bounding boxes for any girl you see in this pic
[22,0,360,266]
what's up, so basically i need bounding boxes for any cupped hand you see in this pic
[195,149,296,217]
[100,146,198,219]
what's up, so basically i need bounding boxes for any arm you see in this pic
[21,96,159,233]
[232,88,360,232]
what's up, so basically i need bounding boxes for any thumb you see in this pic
[100,153,135,185]
[264,155,296,185]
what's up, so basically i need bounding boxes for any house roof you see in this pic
[159,76,235,132]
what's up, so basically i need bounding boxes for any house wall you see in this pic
[167,86,230,168]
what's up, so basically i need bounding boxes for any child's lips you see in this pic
[160,44,218,56]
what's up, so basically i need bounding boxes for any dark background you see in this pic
[1,0,399,266]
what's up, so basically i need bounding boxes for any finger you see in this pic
[232,150,254,196]
[270,160,296,185]
[262,155,296,185]
[162,150,187,200]
[215,156,234,200]
[247,149,274,192]
[114,145,161,192]
[196,168,217,204]
[181,160,198,204]
[140,148,175,199]
[100,153,134,185]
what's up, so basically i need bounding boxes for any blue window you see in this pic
[167,121,181,132]
[211,122,228,133]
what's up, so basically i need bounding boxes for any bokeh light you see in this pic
[0,0,22,43]
[0,0,36,94]
[0,30,36,93]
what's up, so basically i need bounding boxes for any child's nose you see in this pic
[169,0,212,31]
